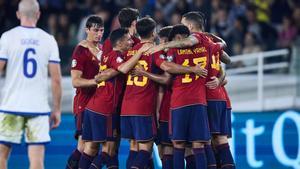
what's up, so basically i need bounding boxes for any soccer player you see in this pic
[102,7,140,55]
[78,28,152,169]
[67,15,104,169]
[121,17,207,169]
[0,0,62,169]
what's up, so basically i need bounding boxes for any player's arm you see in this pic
[156,86,164,126]
[94,68,119,84]
[206,65,226,89]
[49,63,62,129]
[0,61,5,75]
[148,35,199,54]
[220,51,231,64]
[71,70,97,88]
[117,43,153,74]
[204,32,227,49]
[159,61,207,78]
[132,65,171,85]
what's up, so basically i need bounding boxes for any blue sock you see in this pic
[66,149,81,169]
[126,150,138,169]
[173,148,185,169]
[107,154,119,169]
[148,157,154,169]
[162,154,173,169]
[88,152,109,169]
[193,148,207,169]
[185,155,196,169]
[131,150,151,169]
[79,152,95,169]
[205,145,217,169]
[216,143,235,169]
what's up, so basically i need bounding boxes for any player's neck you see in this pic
[20,18,37,28]
[140,38,154,44]
[86,38,98,47]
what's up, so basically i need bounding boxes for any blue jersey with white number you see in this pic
[0,26,60,115]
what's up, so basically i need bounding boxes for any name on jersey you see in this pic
[127,50,150,56]
[21,39,39,46]
[177,47,207,55]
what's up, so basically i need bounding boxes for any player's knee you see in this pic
[84,142,99,156]
[77,139,85,153]
[138,141,153,151]
[172,141,185,149]
[212,135,228,145]
[192,142,204,149]
[163,146,173,155]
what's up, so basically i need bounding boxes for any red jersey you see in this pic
[71,45,100,115]
[86,50,125,115]
[102,35,140,56]
[168,39,211,109]
[121,43,165,116]
[159,85,172,122]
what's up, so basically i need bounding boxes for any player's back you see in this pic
[168,44,209,109]
[121,42,162,116]
[0,26,60,114]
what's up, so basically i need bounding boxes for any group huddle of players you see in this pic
[66,7,235,169]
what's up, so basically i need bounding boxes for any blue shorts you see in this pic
[170,105,210,142]
[82,109,118,142]
[207,101,232,137]
[158,121,172,145]
[74,111,84,140]
[120,116,157,142]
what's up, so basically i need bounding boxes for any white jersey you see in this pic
[0,26,60,115]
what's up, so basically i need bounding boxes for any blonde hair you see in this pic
[18,0,40,19]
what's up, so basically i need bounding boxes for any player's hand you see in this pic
[94,73,103,83]
[220,78,228,86]
[131,65,145,77]
[206,76,220,89]
[192,65,207,78]
[138,43,154,54]
[50,111,61,129]
[146,43,165,55]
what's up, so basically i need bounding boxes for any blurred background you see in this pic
[0,0,300,169]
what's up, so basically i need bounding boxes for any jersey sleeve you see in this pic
[153,51,166,67]
[48,36,60,63]
[107,53,125,70]
[102,39,113,56]
[71,46,87,71]
[0,33,8,61]
[166,48,176,63]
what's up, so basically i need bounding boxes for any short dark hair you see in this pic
[109,28,129,47]
[86,15,104,28]
[136,17,156,39]
[182,11,206,31]
[118,8,139,28]
[158,26,173,38]
[168,24,190,41]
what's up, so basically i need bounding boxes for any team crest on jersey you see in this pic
[159,54,166,59]
[71,59,77,68]
[116,56,124,63]
[166,55,174,62]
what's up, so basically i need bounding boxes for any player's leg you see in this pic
[79,110,104,169]
[212,107,235,169]
[170,106,190,169]
[0,144,12,169]
[120,116,136,169]
[159,121,173,169]
[66,112,85,169]
[207,101,228,169]
[28,145,45,169]
[0,113,25,169]
[25,115,51,169]
[189,105,211,169]
[131,116,156,169]
[185,147,195,169]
